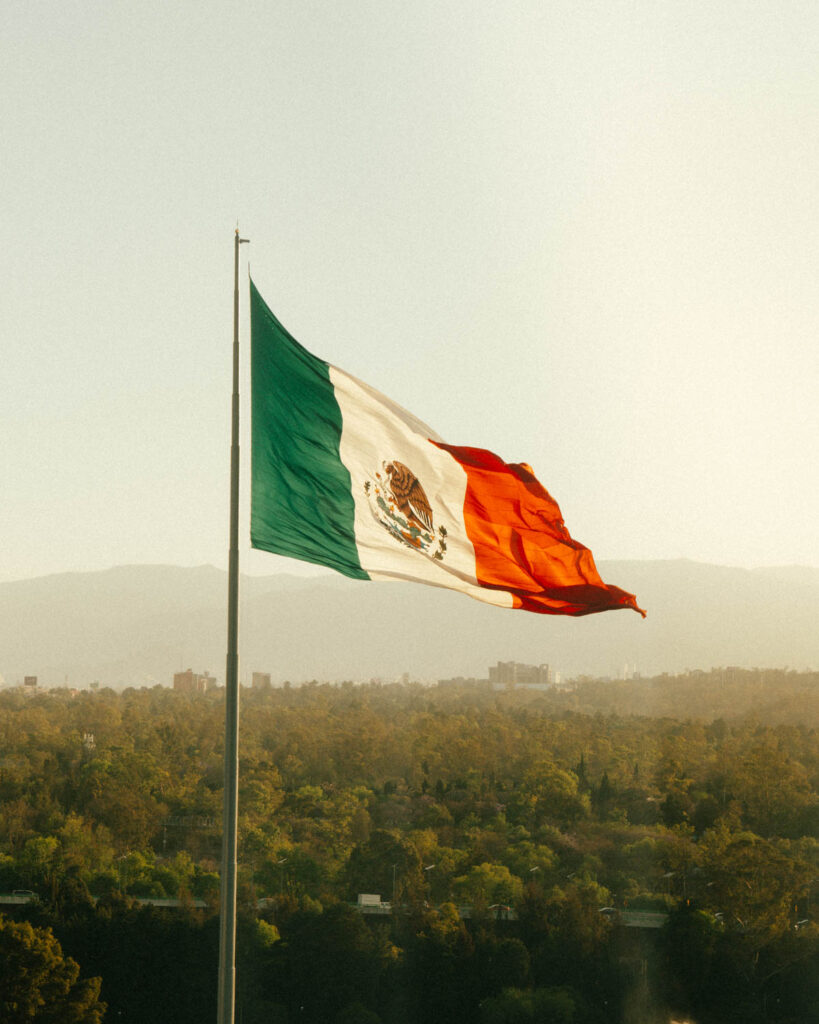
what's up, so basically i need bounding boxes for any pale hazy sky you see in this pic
[2,2,817,583]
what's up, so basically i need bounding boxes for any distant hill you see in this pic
[0,561,816,688]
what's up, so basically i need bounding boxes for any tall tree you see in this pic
[0,915,105,1023]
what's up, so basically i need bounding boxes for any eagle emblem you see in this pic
[364,460,447,561]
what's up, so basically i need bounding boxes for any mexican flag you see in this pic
[250,279,644,618]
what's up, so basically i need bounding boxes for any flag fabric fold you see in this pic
[250,278,644,618]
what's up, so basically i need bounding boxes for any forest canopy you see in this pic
[1,668,818,1023]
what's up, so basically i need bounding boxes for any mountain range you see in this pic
[0,561,816,689]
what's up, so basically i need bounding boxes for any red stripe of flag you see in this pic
[433,443,646,618]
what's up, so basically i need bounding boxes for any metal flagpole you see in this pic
[218,227,249,1024]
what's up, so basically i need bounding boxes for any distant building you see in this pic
[251,672,271,689]
[437,676,487,689]
[24,675,38,689]
[489,661,556,691]
[173,669,217,693]
[173,669,199,693]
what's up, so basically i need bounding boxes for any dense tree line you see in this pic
[1,671,819,1022]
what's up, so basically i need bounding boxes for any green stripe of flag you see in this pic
[250,279,368,579]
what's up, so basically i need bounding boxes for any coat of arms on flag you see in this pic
[364,462,448,562]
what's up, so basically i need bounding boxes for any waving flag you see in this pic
[250,279,644,618]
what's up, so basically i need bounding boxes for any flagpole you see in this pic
[218,227,248,1024]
